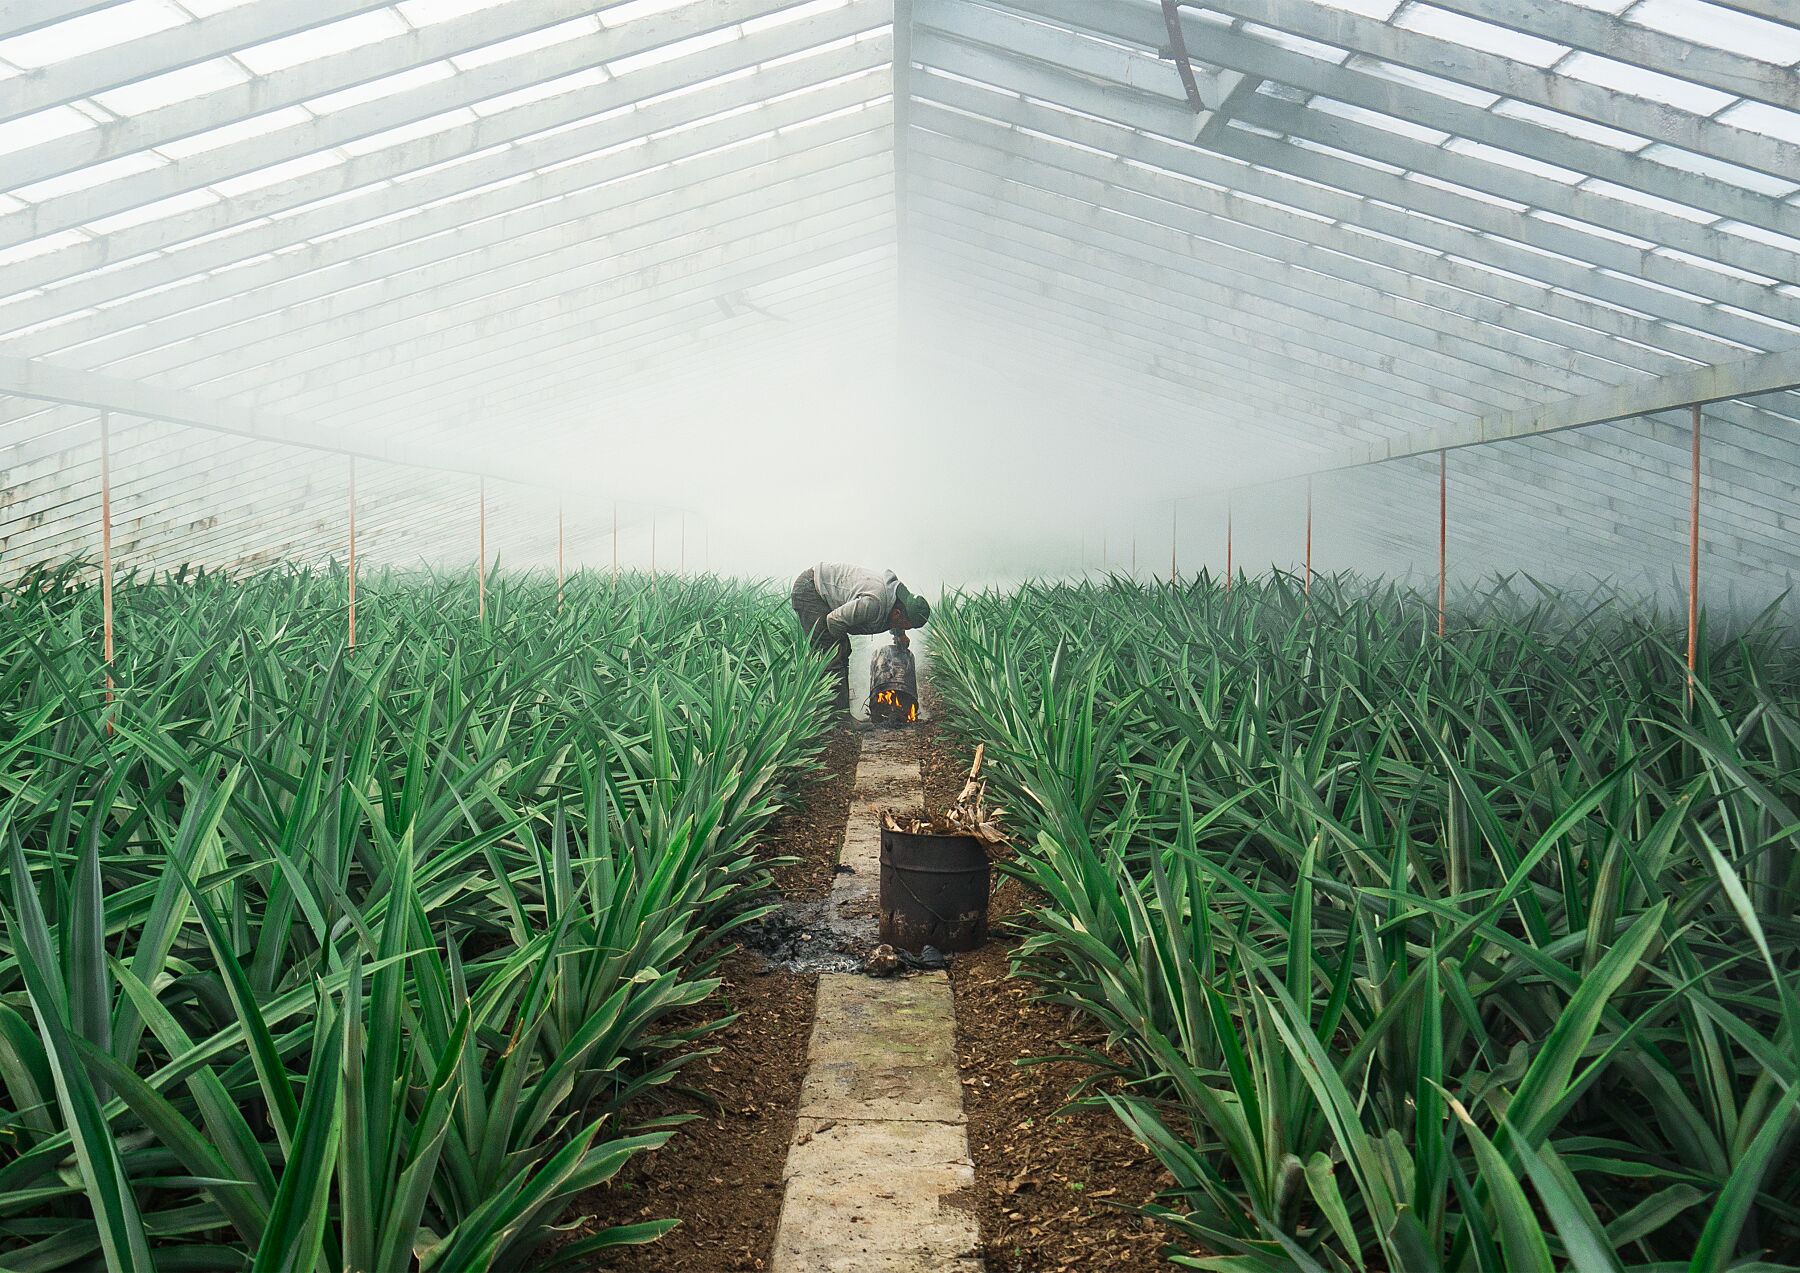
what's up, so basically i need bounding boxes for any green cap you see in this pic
[897,586,931,628]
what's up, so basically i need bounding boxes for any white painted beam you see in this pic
[0,7,890,293]
[0,0,397,123]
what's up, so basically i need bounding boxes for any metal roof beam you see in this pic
[910,101,1766,371]
[913,30,1800,294]
[909,128,1720,385]
[912,183,1603,406]
[0,224,894,461]
[0,355,551,487]
[0,0,396,123]
[315,266,895,436]
[0,261,889,498]
[1189,0,1800,183]
[974,0,1800,239]
[5,175,892,424]
[911,68,1794,337]
[0,73,886,340]
[197,195,893,411]
[10,0,593,188]
[919,255,1800,520]
[1423,0,1799,109]
[1,1,119,41]
[0,6,890,294]
[912,253,1455,438]
[914,191,1800,478]
[1289,347,1800,478]
[0,0,880,252]
[14,118,891,371]
[911,220,1490,426]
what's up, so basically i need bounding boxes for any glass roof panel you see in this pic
[1627,0,1800,62]
[1640,144,1799,198]
[0,105,94,157]
[448,16,602,72]
[0,0,188,67]
[395,0,512,26]
[1345,56,1499,108]
[210,150,344,197]
[305,64,456,116]
[235,9,411,75]
[1394,4,1569,67]
[155,106,314,159]
[14,150,165,201]
[93,58,249,116]
[1491,100,1651,152]
[1557,50,1736,114]
[1716,101,1800,146]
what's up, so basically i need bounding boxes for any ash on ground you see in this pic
[734,899,866,974]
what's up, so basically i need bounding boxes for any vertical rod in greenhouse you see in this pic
[1169,504,1177,584]
[557,500,564,614]
[99,412,115,697]
[1688,404,1701,706]
[1226,499,1233,597]
[479,476,487,621]
[651,514,657,581]
[612,502,619,582]
[1304,478,1313,597]
[348,458,357,650]
[1437,451,1446,639]
[680,513,686,576]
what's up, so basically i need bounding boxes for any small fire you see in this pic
[872,690,919,723]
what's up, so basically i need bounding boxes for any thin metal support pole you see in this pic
[1304,477,1313,598]
[651,514,657,582]
[680,513,686,577]
[612,502,619,583]
[1131,534,1137,577]
[1687,405,1701,708]
[1437,451,1446,639]
[556,500,565,614]
[1102,532,1107,574]
[1169,503,1177,585]
[1226,499,1233,598]
[99,412,115,704]
[478,476,487,621]
[348,457,357,650]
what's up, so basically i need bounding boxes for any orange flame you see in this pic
[872,690,918,723]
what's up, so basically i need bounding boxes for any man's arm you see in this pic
[824,592,886,638]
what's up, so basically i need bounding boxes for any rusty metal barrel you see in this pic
[878,826,990,952]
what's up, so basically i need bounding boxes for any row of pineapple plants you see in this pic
[929,571,1800,1271]
[0,562,832,1271]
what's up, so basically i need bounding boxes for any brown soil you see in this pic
[768,728,861,900]
[919,689,1176,1272]
[583,952,819,1272]
[571,725,859,1270]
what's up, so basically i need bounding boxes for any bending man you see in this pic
[790,562,930,716]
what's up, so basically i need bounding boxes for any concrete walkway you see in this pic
[770,731,983,1272]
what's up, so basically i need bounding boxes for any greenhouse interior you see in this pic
[3,0,1800,1269]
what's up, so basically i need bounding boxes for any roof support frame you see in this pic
[911,68,1794,337]
[908,92,1780,364]
[12,117,893,370]
[988,0,1800,233]
[0,7,891,295]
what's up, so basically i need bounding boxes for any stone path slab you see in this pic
[771,731,982,1273]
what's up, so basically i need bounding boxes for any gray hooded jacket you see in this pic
[813,562,901,639]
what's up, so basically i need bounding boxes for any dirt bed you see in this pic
[769,728,861,900]
[573,724,860,1270]
[919,695,1175,1272]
